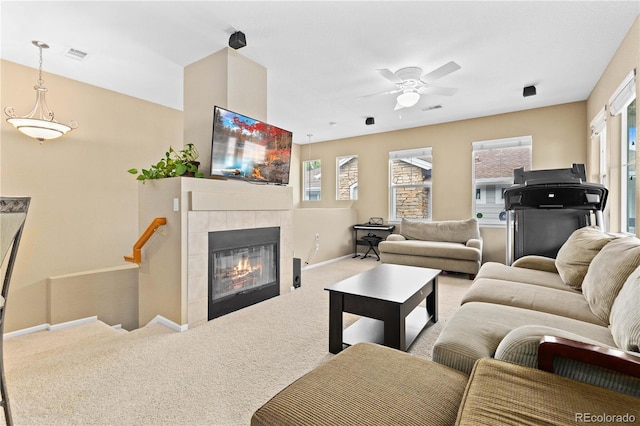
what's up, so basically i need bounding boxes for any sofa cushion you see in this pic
[555,226,617,290]
[456,358,640,426]
[432,302,615,374]
[582,236,640,324]
[400,218,480,244]
[609,265,640,352]
[379,240,481,261]
[461,279,603,325]
[251,343,468,426]
[475,262,570,292]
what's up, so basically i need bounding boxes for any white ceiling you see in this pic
[2,1,639,144]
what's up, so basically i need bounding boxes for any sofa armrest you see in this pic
[511,255,558,273]
[386,234,406,242]
[495,326,640,396]
[465,238,482,251]
[538,336,640,378]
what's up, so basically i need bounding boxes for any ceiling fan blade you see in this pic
[420,61,461,84]
[418,86,458,96]
[376,68,404,84]
[356,88,402,99]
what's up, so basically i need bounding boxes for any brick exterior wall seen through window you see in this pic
[391,156,432,220]
[337,157,358,200]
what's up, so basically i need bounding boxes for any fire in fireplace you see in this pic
[208,227,280,319]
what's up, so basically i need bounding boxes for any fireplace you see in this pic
[208,227,280,319]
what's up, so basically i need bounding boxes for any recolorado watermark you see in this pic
[575,413,636,423]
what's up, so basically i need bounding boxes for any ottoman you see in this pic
[251,342,469,425]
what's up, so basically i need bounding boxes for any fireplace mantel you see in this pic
[137,177,293,329]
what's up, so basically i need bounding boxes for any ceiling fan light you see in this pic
[397,91,420,108]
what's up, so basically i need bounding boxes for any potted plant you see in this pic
[128,143,204,181]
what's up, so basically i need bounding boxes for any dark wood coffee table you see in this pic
[325,264,440,354]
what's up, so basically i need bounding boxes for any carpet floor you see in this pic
[3,258,472,425]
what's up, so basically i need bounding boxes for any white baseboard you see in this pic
[4,316,99,340]
[302,254,354,271]
[4,314,187,339]
[146,315,188,332]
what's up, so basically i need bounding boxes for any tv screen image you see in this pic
[211,106,293,185]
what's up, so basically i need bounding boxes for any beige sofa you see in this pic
[432,226,640,396]
[379,218,482,278]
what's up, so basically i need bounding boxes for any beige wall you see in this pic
[293,102,587,264]
[292,208,356,266]
[1,59,181,332]
[48,265,139,331]
[586,16,640,236]
[184,47,267,177]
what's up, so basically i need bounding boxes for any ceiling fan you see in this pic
[360,61,461,110]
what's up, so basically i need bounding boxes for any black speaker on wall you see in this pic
[293,257,302,288]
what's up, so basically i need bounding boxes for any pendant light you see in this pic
[4,41,78,143]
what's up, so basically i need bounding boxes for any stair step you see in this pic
[4,320,125,370]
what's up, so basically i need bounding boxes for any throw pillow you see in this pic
[582,236,640,324]
[400,218,479,244]
[609,265,640,352]
[554,226,617,290]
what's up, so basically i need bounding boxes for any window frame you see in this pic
[610,69,636,235]
[388,147,433,222]
[302,159,322,201]
[620,98,636,235]
[336,155,358,201]
[472,136,532,227]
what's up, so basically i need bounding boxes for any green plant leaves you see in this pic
[128,144,202,182]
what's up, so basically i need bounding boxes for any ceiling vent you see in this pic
[421,105,443,111]
[64,48,88,61]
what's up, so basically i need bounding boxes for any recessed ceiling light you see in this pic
[64,48,88,61]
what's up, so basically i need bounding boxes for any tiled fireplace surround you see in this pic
[186,203,293,328]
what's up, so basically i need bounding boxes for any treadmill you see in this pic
[504,164,608,265]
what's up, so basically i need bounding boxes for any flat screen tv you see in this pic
[211,106,293,185]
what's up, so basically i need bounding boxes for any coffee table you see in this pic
[325,264,440,354]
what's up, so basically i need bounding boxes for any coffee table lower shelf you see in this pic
[343,306,431,349]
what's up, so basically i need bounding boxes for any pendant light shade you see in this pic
[4,41,78,143]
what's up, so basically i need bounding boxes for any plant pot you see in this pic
[183,161,200,177]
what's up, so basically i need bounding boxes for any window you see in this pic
[336,156,358,200]
[303,159,321,201]
[622,99,636,234]
[389,147,432,221]
[472,136,532,225]
[610,70,636,234]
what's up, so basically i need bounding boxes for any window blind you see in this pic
[472,136,532,151]
[590,106,607,137]
[609,69,636,116]
[389,147,432,159]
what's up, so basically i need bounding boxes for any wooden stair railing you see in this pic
[124,217,167,264]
